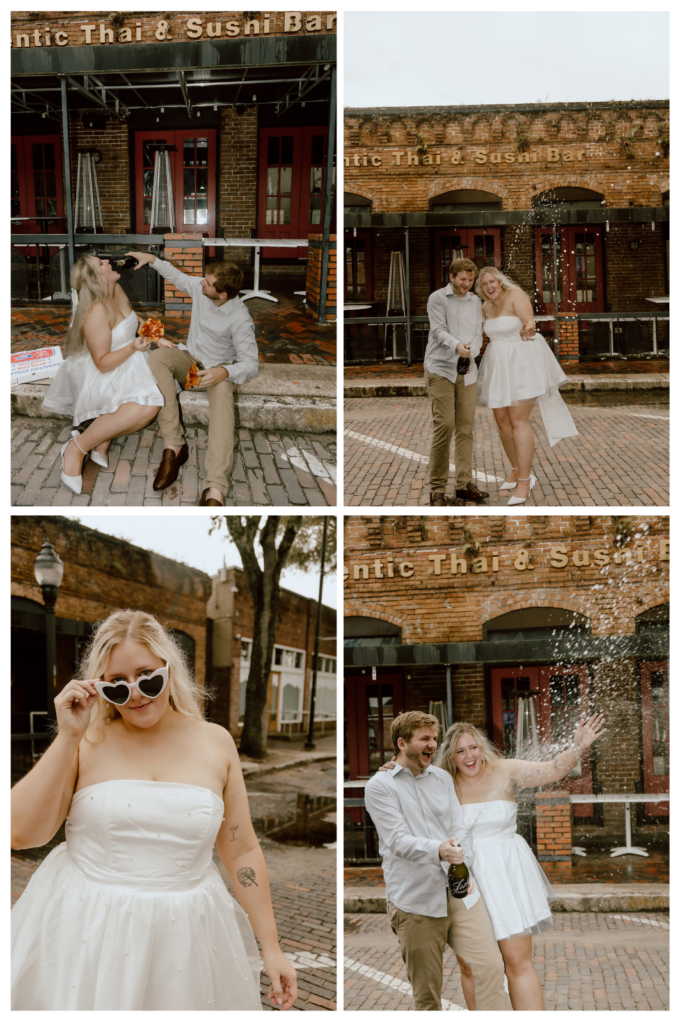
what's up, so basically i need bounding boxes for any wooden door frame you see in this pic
[640,660,669,816]
[257,126,304,257]
[345,673,403,780]
[344,229,373,302]
[12,134,64,233]
[534,225,604,314]
[134,129,217,236]
[432,227,502,289]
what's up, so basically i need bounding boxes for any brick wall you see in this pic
[68,116,130,232]
[604,223,667,308]
[218,106,258,267]
[162,233,203,317]
[306,234,337,320]
[12,11,336,48]
[11,516,211,688]
[536,791,572,863]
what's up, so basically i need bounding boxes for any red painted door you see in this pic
[11,135,64,232]
[433,228,501,287]
[640,661,669,816]
[134,130,216,236]
[535,226,604,313]
[344,230,373,302]
[345,675,403,780]
[491,664,594,817]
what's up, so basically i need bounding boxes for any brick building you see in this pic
[11,516,336,776]
[11,10,336,318]
[344,515,669,856]
[344,101,669,362]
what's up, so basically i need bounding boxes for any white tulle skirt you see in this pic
[478,334,578,447]
[11,843,261,1011]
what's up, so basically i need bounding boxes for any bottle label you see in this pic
[447,876,469,898]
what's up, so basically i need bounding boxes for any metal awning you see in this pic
[344,206,668,229]
[344,632,669,668]
[12,35,336,120]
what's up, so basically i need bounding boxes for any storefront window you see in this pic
[540,232,563,305]
[309,134,325,225]
[11,144,20,219]
[266,135,293,225]
[574,232,597,303]
[182,138,208,226]
[650,671,667,775]
[366,683,394,774]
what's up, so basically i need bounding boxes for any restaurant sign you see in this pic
[13,13,335,48]
[344,540,670,581]
[345,147,589,168]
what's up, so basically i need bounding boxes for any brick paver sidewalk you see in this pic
[344,911,668,1011]
[11,416,336,507]
[344,391,668,507]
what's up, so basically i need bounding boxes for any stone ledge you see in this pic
[343,883,669,915]
[12,363,337,434]
[344,374,668,398]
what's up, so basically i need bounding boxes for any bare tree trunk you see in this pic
[226,516,302,760]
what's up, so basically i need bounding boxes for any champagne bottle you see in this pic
[446,842,469,899]
[112,255,142,270]
[456,348,471,375]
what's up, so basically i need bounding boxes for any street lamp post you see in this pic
[304,517,329,751]
[33,540,64,724]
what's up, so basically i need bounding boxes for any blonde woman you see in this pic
[11,610,297,1011]
[381,715,606,1010]
[42,256,163,495]
[475,267,578,505]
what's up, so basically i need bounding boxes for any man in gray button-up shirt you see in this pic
[364,712,506,1011]
[423,258,488,506]
[130,251,258,506]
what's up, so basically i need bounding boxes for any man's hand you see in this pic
[439,838,466,865]
[196,366,229,388]
[155,338,179,349]
[125,251,155,269]
[455,342,471,358]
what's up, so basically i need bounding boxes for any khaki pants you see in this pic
[388,894,506,1011]
[425,370,478,492]
[149,347,235,497]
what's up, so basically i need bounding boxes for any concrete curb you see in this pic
[12,384,336,434]
[241,752,335,778]
[344,884,669,915]
[344,376,668,399]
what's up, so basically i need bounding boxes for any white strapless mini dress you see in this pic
[11,780,261,1010]
[477,315,578,446]
[42,310,164,426]
[464,800,555,942]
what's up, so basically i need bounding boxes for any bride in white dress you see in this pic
[11,610,297,1011]
[475,267,578,505]
[42,256,164,495]
[435,718,606,1011]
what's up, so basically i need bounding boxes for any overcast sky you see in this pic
[344,12,669,108]
[72,516,337,608]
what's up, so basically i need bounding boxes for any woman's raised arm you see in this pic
[11,679,99,849]
[213,725,298,1010]
[509,713,607,789]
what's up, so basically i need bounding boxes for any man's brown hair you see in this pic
[391,711,440,756]
[448,257,478,280]
[204,260,244,300]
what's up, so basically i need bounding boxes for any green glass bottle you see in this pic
[447,843,469,899]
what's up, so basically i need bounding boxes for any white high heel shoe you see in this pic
[71,430,108,469]
[499,468,519,491]
[60,435,89,495]
[507,473,537,506]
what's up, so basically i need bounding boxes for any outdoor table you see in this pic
[645,296,669,304]
[203,237,308,303]
[570,793,669,858]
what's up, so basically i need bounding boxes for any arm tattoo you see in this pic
[237,866,258,888]
[229,826,239,841]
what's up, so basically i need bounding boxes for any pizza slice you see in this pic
[138,317,165,340]
[184,363,202,389]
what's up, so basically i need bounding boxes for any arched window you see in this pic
[169,629,196,672]
[531,187,605,210]
[429,188,502,212]
[344,192,372,214]
[483,607,590,641]
[344,615,402,646]
[635,603,668,634]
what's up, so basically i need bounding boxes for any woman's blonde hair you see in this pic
[474,265,525,303]
[434,721,502,797]
[78,609,206,742]
[64,255,109,357]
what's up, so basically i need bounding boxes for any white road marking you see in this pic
[344,956,467,1010]
[625,413,669,421]
[610,914,669,929]
[261,951,337,972]
[282,446,336,485]
[344,429,499,485]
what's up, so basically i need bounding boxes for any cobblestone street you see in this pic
[344,911,669,1012]
[11,417,336,507]
[344,391,668,507]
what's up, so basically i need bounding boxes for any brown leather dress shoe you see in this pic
[430,491,446,506]
[455,481,490,503]
[153,444,189,490]
[200,488,223,507]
